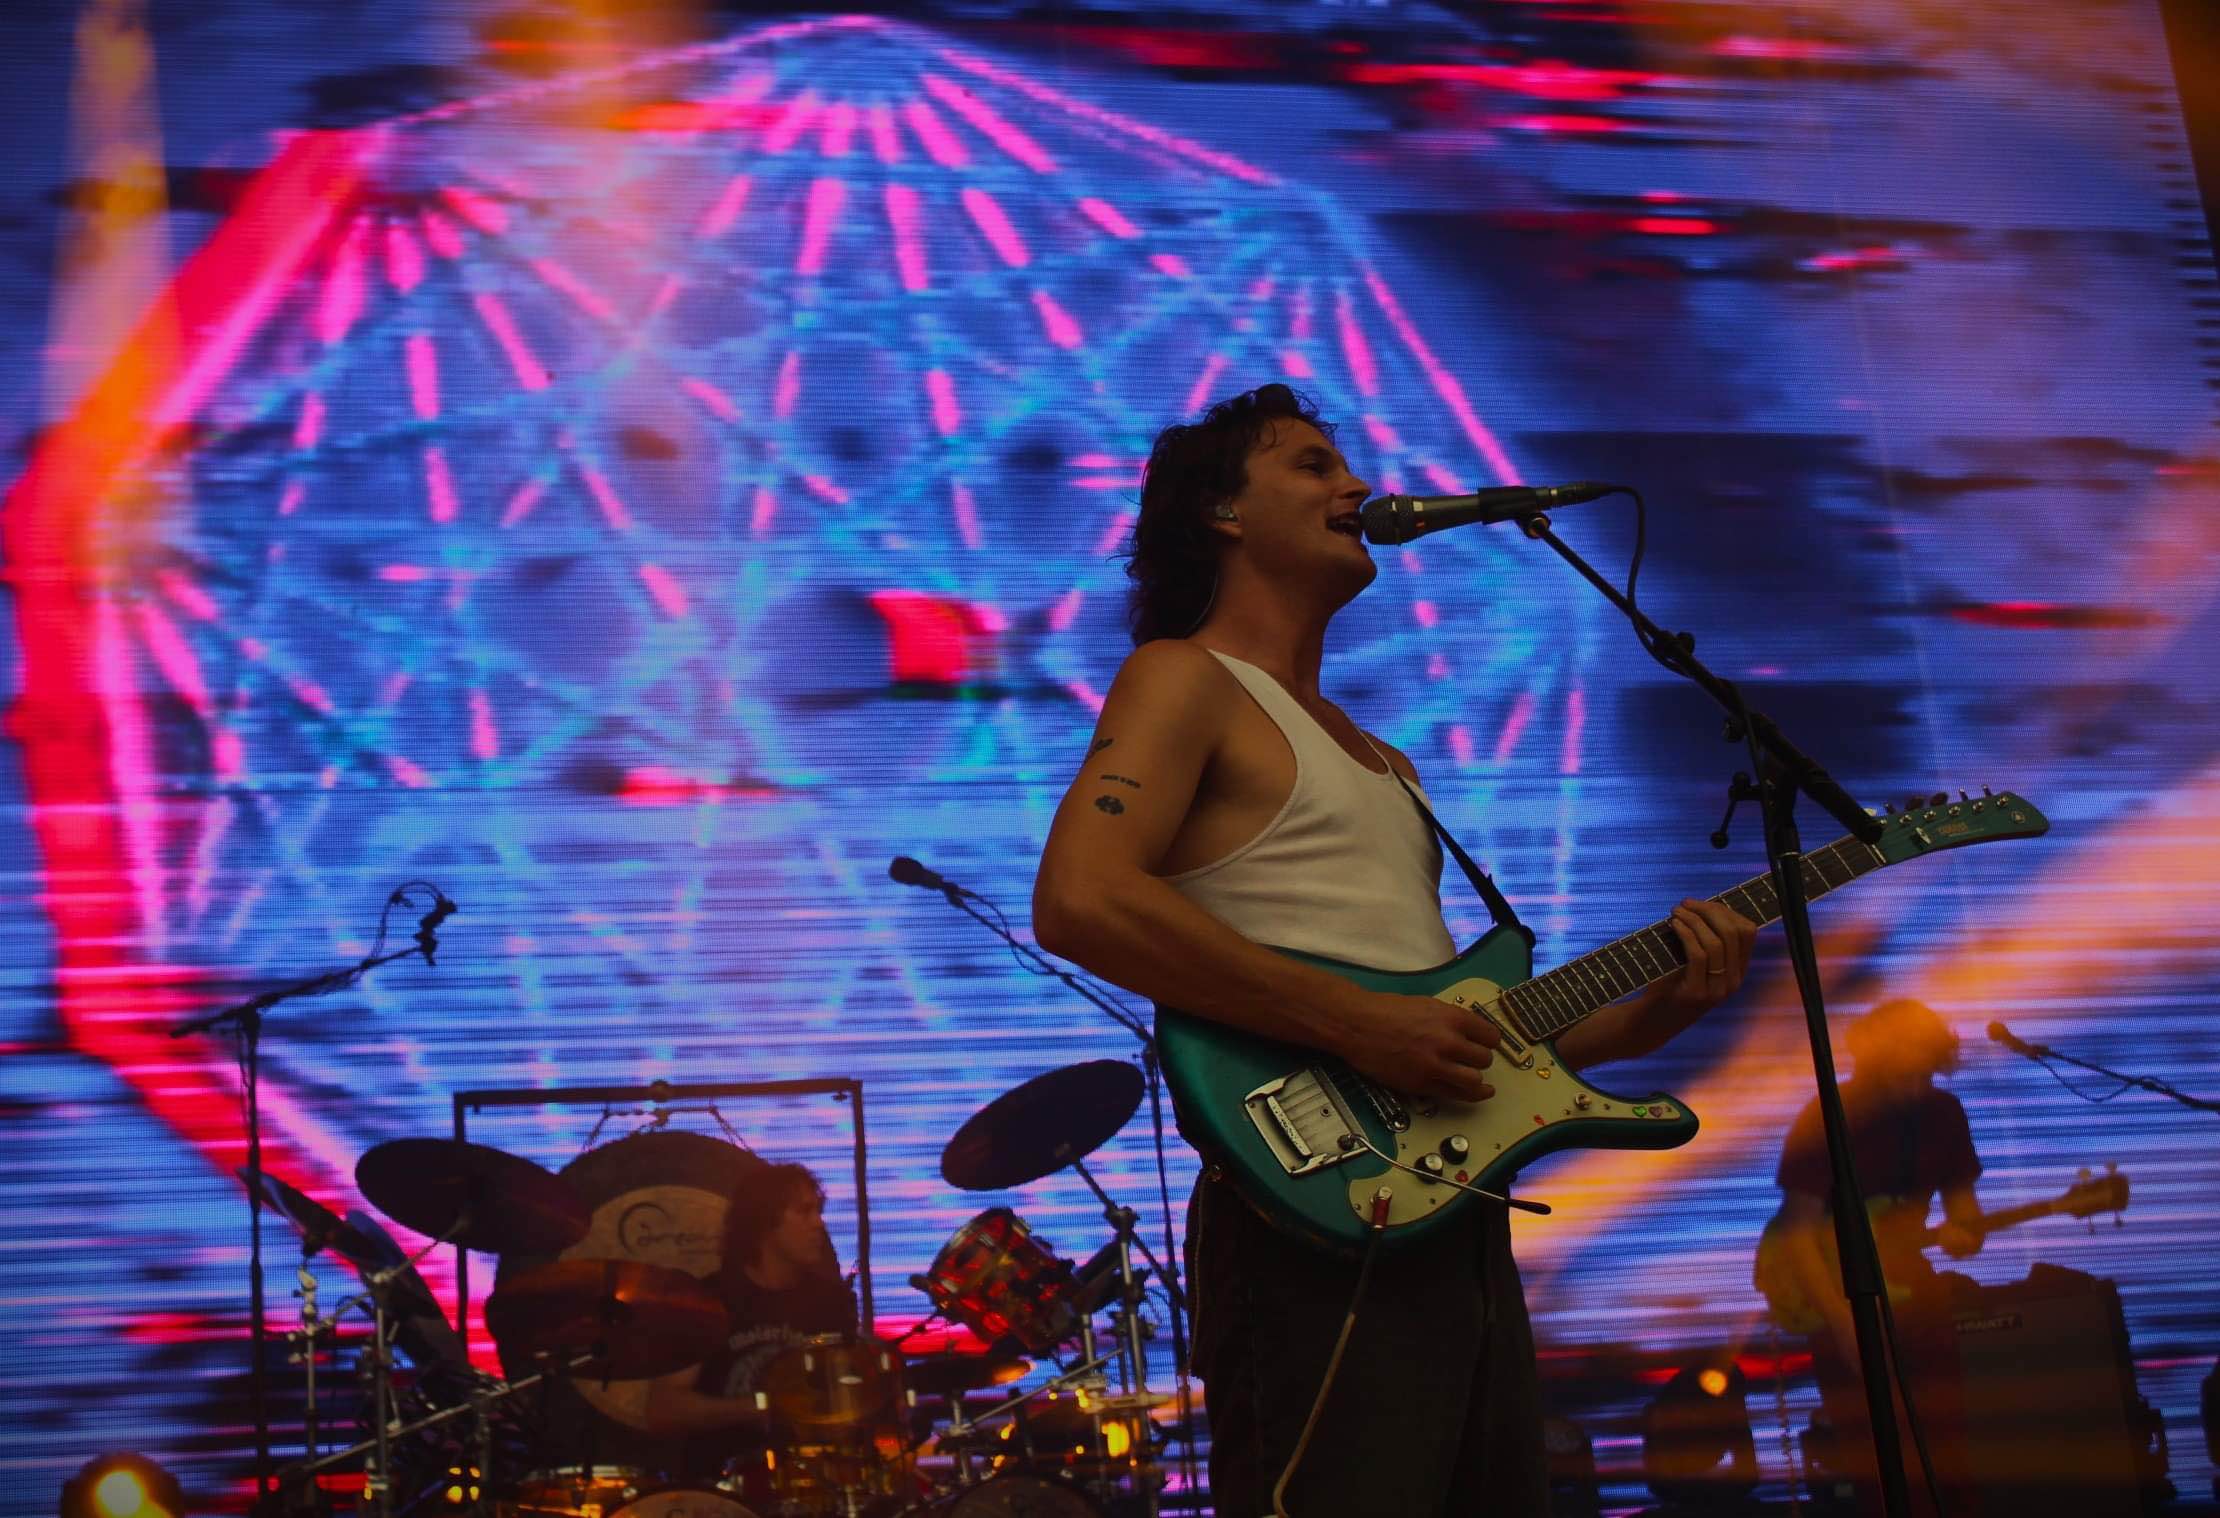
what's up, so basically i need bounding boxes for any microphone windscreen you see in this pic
[889,856,929,887]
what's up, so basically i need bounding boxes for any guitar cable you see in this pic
[1336,1129,1552,1216]
[1270,1199,1388,1518]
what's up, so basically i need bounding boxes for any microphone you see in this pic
[889,856,967,900]
[415,890,457,966]
[1360,482,1616,544]
[1986,1020,2048,1059]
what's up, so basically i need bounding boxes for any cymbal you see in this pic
[339,1208,471,1371]
[356,1138,589,1255]
[940,1060,1144,1192]
[240,1168,382,1264]
[485,1258,729,1381]
[1085,1391,1173,1416]
[902,1352,1032,1397]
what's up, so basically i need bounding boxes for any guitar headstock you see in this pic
[1869,788,2048,865]
[2065,1164,2130,1220]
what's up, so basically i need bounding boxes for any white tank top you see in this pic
[1164,651,1458,972]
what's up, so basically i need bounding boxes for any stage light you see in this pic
[1641,1358,1759,1509]
[58,1453,185,1518]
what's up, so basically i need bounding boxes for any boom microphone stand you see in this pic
[1988,1021,2220,1117]
[168,883,455,1504]
[1500,500,1933,1518]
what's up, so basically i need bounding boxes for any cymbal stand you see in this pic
[291,1255,327,1464]
[1070,1158,1147,1398]
[325,1215,468,1518]
[939,1348,1119,1474]
[282,1348,596,1509]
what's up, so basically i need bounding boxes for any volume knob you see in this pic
[1418,1153,1446,1182]
[1440,1135,1471,1164]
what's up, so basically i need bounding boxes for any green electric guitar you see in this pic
[1156,789,2050,1255]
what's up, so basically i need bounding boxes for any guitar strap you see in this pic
[1384,767,1532,944]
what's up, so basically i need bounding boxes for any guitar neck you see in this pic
[1918,1196,2062,1247]
[1501,833,1885,1044]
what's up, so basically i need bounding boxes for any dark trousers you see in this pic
[1186,1172,1551,1518]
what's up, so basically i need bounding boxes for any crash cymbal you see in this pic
[356,1138,589,1255]
[940,1060,1145,1192]
[901,1352,1032,1398]
[240,1168,382,1264]
[485,1258,729,1381]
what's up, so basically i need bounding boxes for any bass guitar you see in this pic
[1156,789,2049,1254]
[1753,1166,2130,1332]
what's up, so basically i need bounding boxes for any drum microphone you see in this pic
[1359,482,1617,544]
[889,855,970,900]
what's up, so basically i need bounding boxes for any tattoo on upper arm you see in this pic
[1088,737,1114,757]
[1098,773,1141,789]
[1093,795,1126,815]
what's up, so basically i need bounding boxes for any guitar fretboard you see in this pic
[1500,833,1886,1043]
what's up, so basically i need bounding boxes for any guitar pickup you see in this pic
[1244,1068,1366,1178]
[1446,988,1533,1070]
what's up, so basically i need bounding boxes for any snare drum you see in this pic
[919,1210,1079,1353]
[741,1335,917,1516]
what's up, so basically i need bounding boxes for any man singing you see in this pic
[1032,384,1758,1515]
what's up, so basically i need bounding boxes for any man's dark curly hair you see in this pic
[718,1159,822,1291]
[1124,383,1335,645]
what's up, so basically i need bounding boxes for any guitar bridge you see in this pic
[1243,1068,1367,1177]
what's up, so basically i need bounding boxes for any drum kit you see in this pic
[263,1059,1180,1518]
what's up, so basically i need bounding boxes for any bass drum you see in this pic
[493,1131,767,1430]
[945,1474,1106,1516]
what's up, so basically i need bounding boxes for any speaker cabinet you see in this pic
[1952,1264,2153,1517]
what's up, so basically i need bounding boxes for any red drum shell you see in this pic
[921,1209,1078,1354]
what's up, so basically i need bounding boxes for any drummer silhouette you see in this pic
[498,1151,862,1489]
[642,1157,859,1454]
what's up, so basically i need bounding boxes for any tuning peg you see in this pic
[1958,789,1969,802]
[2077,1166,2092,1181]
[1929,791,1948,807]
[1982,785,1993,798]
[1883,801,1896,815]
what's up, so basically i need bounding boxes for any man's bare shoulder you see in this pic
[1363,728,1422,784]
[1104,639,1235,709]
